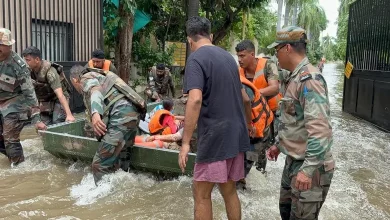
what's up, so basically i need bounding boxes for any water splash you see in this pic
[69,170,159,206]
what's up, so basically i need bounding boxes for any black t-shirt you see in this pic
[184,46,250,163]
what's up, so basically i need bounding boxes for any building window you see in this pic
[31,19,73,61]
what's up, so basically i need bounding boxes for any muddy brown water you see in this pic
[0,63,389,219]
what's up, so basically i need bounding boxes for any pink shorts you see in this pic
[193,153,244,183]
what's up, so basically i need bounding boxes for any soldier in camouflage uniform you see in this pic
[69,65,146,184]
[22,46,75,125]
[85,49,117,74]
[237,76,274,190]
[144,63,175,102]
[0,28,47,166]
[267,26,335,220]
[236,40,281,172]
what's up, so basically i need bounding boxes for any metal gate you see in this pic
[343,0,390,131]
[0,0,104,112]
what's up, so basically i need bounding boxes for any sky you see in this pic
[269,0,340,38]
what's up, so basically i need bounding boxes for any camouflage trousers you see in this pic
[40,99,67,126]
[244,129,271,176]
[279,156,334,220]
[0,112,30,163]
[269,110,279,145]
[91,99,139,184]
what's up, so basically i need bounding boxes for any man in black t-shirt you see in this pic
[178,16,252,220]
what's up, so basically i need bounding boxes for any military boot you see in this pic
[9,155,25,168]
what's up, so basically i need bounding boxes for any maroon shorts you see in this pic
[193,153,244,183]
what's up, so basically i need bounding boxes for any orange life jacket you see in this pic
[239,58,282,112]
[88,59,111,71]
[240,75,274,138]
[134,136,165,148]
[148,109,174,135]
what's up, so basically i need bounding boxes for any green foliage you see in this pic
[103,0,137,55]
[103,0,120,51]
[218,2,278,55]
[307,44,323,64]
[132,38,175,77]
[292,0,327,63]
[136,0,187,45]
[122,0,137,15]
[320,35,337,61]
[199,0,267,44]
[334,0,356,61]
[252,3,278,54]
[297,0,327,38]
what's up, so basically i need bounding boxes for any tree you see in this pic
[321,35,336,61]
[252,4,278,54]
[296,0,327,63]
[186,0,200,58]
[277,0,284,30]
[217,2,277,55]
[103,0,137,83]
[297,0,327,41]
[335,0,355,61]
[199,0,267,45]
[284,0,304,26]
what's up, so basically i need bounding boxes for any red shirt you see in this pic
[161,115,177,134]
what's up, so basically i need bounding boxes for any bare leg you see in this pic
[193,180,215,220]
[218,180,241,220]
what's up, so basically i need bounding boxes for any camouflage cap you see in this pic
[0,28,16,46]
[267,26,307,49]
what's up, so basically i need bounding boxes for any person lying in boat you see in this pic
[69,65,146,185]
[135,128,184,150]
[148,98,184,135]
[138,98,185,134]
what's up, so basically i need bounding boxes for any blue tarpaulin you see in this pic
[104,0,151,34]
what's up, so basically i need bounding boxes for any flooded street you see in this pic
[0,63,389,220]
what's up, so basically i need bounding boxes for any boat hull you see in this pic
[39,118,196,176]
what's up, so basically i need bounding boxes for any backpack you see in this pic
[50,62,72,95]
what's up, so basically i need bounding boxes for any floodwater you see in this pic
[0,63,389,220]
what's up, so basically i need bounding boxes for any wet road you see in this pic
[0,63,389,219]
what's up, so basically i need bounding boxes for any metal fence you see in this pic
[346,0,390,71]
[0,0,103,62]
[343,0,390,131]
[0,0,104,112]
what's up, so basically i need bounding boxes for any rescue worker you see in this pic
[266,26,335,220]
[0,28,46,166]
[236,40,281,112]
[317,57,326,73]
[22,46,75,125]
[69,65,146,184]
[236,39,282,171]
[144,63,175,102]
[238,74,274,189]
[83,49,117,137]
[85,49,117,74]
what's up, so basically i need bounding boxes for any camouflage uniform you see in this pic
[31,60,70,125]
[265,58,281,148]
[268,26,335,220]
[145,66,175,101]
[80,69,143,183]
[263,59,280,82]
[277,58,335,219]
[0,49,41,162]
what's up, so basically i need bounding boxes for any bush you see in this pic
[132,38,175,77]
